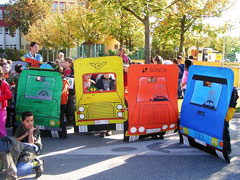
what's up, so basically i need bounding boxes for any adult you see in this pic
[118,48,131,64]
[24,42,43,63]
[177,56,184,99]
[55,52,65,68]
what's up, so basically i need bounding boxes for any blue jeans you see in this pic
[178,78,182,98]
[23,143,39,154]
[17,161,33,177]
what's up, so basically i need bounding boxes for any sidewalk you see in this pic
[233,112,240,118]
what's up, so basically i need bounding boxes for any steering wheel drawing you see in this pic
[202,100,215,109]
[152,96,168,102]
[88,86,98,92]
[38,90,49,96]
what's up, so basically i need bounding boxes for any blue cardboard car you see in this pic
[179,65,234,162]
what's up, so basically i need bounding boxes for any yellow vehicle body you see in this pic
[74,56,127,132]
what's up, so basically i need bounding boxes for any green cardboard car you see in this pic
[15,69,66,138]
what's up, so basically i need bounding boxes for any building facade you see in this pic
[9,1,119,60]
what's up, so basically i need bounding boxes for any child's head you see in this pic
[123,63,129,73]
[84,74,92,82]
[172,58,177,65]
[30,42,39,54]
[153,56,163,64]
[0,66,4,81]
[2,63,11,74]
[185,59,192,70]
[103,73,110,79]
[64,57,73,69]
[15,64,23,74]
[21,111,34,130]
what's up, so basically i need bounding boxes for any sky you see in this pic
[1,0,240,37]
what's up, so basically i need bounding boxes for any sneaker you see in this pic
[33,158,44,179]
[105,130,111,136]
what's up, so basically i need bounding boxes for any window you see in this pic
[0,27,2,34]
[60,2,66,14]
[5,28,9,35]
[52,2,58,12]
[25,75,56,101]
[190,75,225,110]
[0,10,2,20]
[68,2,74,10]
[0,45,2,49]
[82,73,116,93]
[79,1,86,7]
[114,44,119,50]
[137,76,169,102]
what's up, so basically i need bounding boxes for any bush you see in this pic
[0,49,28,61]
[108,49,118,56]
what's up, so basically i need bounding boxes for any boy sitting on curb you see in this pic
[14,111,42,154]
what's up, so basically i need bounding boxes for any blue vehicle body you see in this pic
[179,65,234,162]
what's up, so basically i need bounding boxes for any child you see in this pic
[0,66,12,138]
[180,59,192,97]
[2,62,11,81]
[55,63,70,138]
[63,57,75,125]
[0,136,44,179]
[83,74,95,92]
[14,111,42,154]
[95,74,115,91]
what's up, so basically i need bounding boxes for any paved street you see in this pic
[2,117,240,180]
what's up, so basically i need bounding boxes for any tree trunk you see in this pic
[77,42,80,58]
[55,48,58,61]
[86,42,92,57]
[47,49,49,62]
[129,37,132,52]
[144,15,151,64]
[68,48,70,57]
[179,15,186,56]
[120,39,123,49]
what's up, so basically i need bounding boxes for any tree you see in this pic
[98,0,177,64]
[70,1,108,57]
[95,3,144,51]
[4,0,51,36]
[155,0,232,56]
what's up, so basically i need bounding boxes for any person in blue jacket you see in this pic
[24,42,42,63]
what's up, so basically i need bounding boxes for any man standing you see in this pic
[24,42,42,63]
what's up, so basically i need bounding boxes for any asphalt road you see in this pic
[2,118,240,180]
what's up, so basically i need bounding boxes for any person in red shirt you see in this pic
[63,57,75,126]
[0,66,12,137]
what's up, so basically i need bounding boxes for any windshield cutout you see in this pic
[25,75,55,100]
[137,76,169,102]
[83,73,116,93]
[190,80,222,110]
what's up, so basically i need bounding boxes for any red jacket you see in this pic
[61,79,69,105]
[0,80,12,110]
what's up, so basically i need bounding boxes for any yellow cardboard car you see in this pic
[74,56,127,133]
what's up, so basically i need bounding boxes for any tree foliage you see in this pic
[153,0,232,56]
[5,0,52,36]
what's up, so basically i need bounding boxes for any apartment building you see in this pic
[18,1,119,59]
